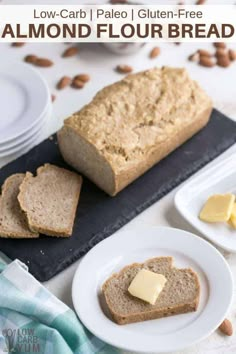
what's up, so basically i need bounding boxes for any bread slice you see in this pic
[18,164,82,237]
[102,257,200,325]
[0,174,39,238]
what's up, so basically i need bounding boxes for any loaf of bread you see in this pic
[102,257,200,325]
[58,67,212,196]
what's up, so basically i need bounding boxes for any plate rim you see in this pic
[0,105,51,156]
[0,60,51,144]
[72,226,233,353]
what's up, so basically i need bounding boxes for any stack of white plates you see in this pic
[0,60,51,158]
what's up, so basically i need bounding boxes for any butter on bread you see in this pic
[102,257,200,325]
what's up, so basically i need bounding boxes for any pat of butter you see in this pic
[128,269,167,305]
[230,203,236,228]
[199,194,235,222]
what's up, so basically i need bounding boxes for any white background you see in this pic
[1,0,236,353]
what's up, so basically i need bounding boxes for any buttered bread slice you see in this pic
[58,67,212,196]
[102,257,200,325]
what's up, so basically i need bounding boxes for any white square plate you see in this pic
[175,153,236,252]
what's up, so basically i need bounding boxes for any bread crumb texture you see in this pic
[102,257,200,324]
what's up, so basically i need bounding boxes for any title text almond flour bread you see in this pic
[58,67,212,196]
[102,257,200,325]
[0,174,39,238]
[18,164,82,237]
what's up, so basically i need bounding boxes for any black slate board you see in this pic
[0,109,236,281]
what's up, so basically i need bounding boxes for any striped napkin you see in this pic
[0,255,119,354]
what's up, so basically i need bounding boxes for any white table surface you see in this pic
[1,1,236,353]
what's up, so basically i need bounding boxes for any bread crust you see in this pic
[0,174,39,238]
[18,164,82,237]
[114,107,212,195]
[102,257,200,325]
[58,73,212,196]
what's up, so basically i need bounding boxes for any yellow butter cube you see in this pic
[128,269,167,305]
[230,203,236,228]
[199,194,235,223]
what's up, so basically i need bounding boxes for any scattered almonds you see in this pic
[229,49,236,61]
[110,0,127,3]
[34,58,54,67]
[199,56,215,68]
[62,46,79,58]
[150,47,160,59]
[57,76,72,90]
[219,319,233,336]
[24,54,38,64]
[188,52,199,62]
[74,74,90,83]
[116,65,133,74]
[71,79,85,89]
[51,94,56,102]
[198,49,212,57]
[214,42,226,49]
[215,48,227,58]
[12,42,25,47]
[217,56,231,68]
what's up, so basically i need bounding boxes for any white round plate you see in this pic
[0,125,44,158]
[72,226,233,353]
[0,100,51,151]
[0,105,51,154]
[0,60,50,144]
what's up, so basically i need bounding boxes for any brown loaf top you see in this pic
[58,67,212,195]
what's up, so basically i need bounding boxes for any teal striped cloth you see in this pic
[0,256,119,354]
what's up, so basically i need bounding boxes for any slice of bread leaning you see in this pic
[0,174,39,238]
[18,164,82,237]
[102,257,200,325]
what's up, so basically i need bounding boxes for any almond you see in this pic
[24,55,38,64]
[199,57,215,67]
[35,58,54,67]
[196,0,206,4]
[219,319,233,336]
[74,74,90,83]
[62,46,79,58]
[71,79,85,89]
[214,42,226,49]
[198,49,212,57]
[150,47,160,59]
[188,52,199,62]
[229,49,236,61]
[217,56,231,68]
[116,65,133,74]
[215,48,227,58]
[110,0,127,3]
[12,42,25,47]
[51,94,56,102]
[57,76,71,90]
